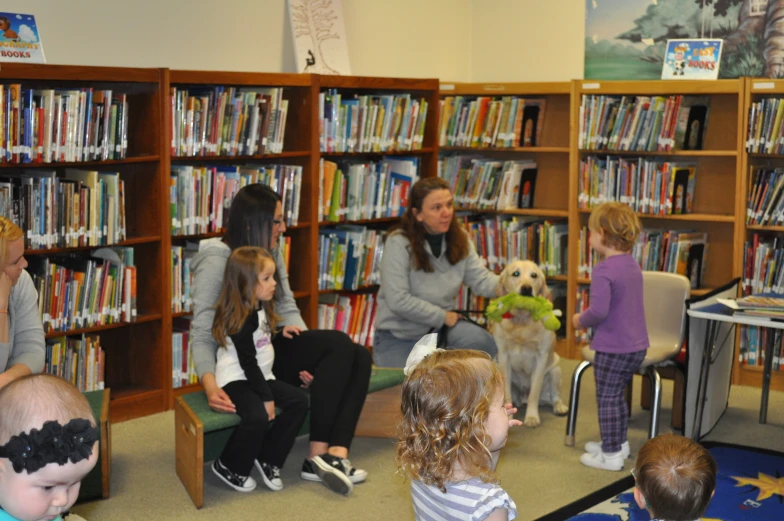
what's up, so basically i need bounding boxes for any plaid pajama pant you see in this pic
[593,349,647,454]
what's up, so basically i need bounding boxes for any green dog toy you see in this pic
[486,294,562,331]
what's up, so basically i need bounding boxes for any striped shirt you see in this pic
[411,478,518,521]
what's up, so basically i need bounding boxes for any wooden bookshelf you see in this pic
[569,80,745,362]
[438,82,572,357]
[0,63,170,422]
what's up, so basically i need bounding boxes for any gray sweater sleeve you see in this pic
[7,270,45,374]
[462,239,500,298]
[380,234,447,328]
[272,248,307,330]
[190,254,225,380]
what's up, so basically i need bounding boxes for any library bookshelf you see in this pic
[570,79,745,362]
[437,81,573,358]
[738,77,784,393]
[0,63,170,422]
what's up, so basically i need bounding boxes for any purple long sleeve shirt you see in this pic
[579,254,649,354]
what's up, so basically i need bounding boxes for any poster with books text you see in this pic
[0,13,45,63]
[661,39,722,80]
[287,0,351,75]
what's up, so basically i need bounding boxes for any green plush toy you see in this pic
[486,294,562,331]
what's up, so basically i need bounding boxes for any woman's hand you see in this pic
[203,374,236,413]
[299,370,314,388]
[444,311,461,327]
[282,325,303,339]
[572,313,582,330]
[264,401,276,421]
[505,403,523,428]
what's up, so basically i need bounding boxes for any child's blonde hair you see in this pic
[0,374,96,447]
[212,246,279,347]
[397,349,504,492]
[0,216,23,267]
[634,434,717,521]
[588,202,641,252]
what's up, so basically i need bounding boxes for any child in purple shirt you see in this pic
[572,202,649,471]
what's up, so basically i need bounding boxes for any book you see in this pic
[669,165,696,214]
[517,167,538,209]
[674,97,709,150]
[520,99,546,147]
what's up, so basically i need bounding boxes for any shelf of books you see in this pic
[737,78,784,392]
[0,63,169,422]
[165,70,314,401]
[316,75,439,353]
[570,79,744,359]
[437,82,572,356]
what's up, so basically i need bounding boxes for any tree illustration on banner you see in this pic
[288,0,351,75]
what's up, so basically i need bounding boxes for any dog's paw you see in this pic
[553,400,569,416]
[523,414,541,428]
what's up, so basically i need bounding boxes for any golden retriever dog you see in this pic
[493,260,569,427]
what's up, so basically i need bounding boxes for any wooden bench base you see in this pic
[175,368,405,508]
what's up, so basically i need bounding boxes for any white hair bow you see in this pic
[403,333,444,375]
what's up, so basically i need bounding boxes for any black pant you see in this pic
[220,379,309,476]
[272,329,372,449]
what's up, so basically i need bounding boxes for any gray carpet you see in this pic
[73,359,784,521]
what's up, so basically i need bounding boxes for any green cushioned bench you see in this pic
[175,367,405,508]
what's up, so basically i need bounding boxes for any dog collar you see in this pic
[502,312,514,319]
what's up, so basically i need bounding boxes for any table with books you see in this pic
[687,294,784,440]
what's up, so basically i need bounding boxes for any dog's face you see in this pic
[500,260,551,300]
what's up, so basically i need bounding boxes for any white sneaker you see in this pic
[584,440,630,459]
[580,450,624,471]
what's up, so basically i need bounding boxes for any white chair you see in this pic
[564,271,691,447]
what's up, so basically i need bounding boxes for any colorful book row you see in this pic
[743,233,784,296]
[170,86,288,157]
[170,164,302,236]
[578,94,708,152]
[739,326,784,371]
[746,167,784,226]
[172,317,198,389]
[746,97,784,154]
[317,292,377,348]
[440,157,538,210]
[438,95,546,148]
[578,227,708,289]
[462,216,568,276]
[28,247,137,334]
[578,156,696,215]
[0,85,128,163]
[318,158,419,223]
[318,227,383,292]
[0,169,126,250]
[45,334,105,393]
[319,90,428,153]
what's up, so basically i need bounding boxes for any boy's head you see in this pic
[397,349,504,491]
[0,375,98,521]
[588,201,641,253]
[633,434,717,521]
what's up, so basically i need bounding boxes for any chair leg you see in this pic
[640,373,651,410]
[564,360,592,447]
[671,368,685,431]
[646,366,662,440]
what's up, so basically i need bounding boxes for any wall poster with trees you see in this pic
[586,0,784,79]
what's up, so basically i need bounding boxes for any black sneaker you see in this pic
[211,458,256,492]
[255,460,283,491]
[301,456,368,484]
[309,454,354,495]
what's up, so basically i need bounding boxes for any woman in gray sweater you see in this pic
[373,177,501,367]
[190,184,371,495]
[0,217,45,389]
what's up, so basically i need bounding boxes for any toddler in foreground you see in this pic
[632,434,717,521]
[0,374,98,521]
[397,347,522,521]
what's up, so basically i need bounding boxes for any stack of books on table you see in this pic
[730,295,784,319]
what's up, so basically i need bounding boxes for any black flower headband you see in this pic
[0,419,98,474]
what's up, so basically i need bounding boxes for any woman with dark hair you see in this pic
[190,184,372,496]
[373,177,501,367]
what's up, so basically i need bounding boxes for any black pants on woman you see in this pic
[272,329,372,450]
[220,379,309,476]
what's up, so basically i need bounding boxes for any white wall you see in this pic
[7,0,473,81]
[470,0,585,82]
